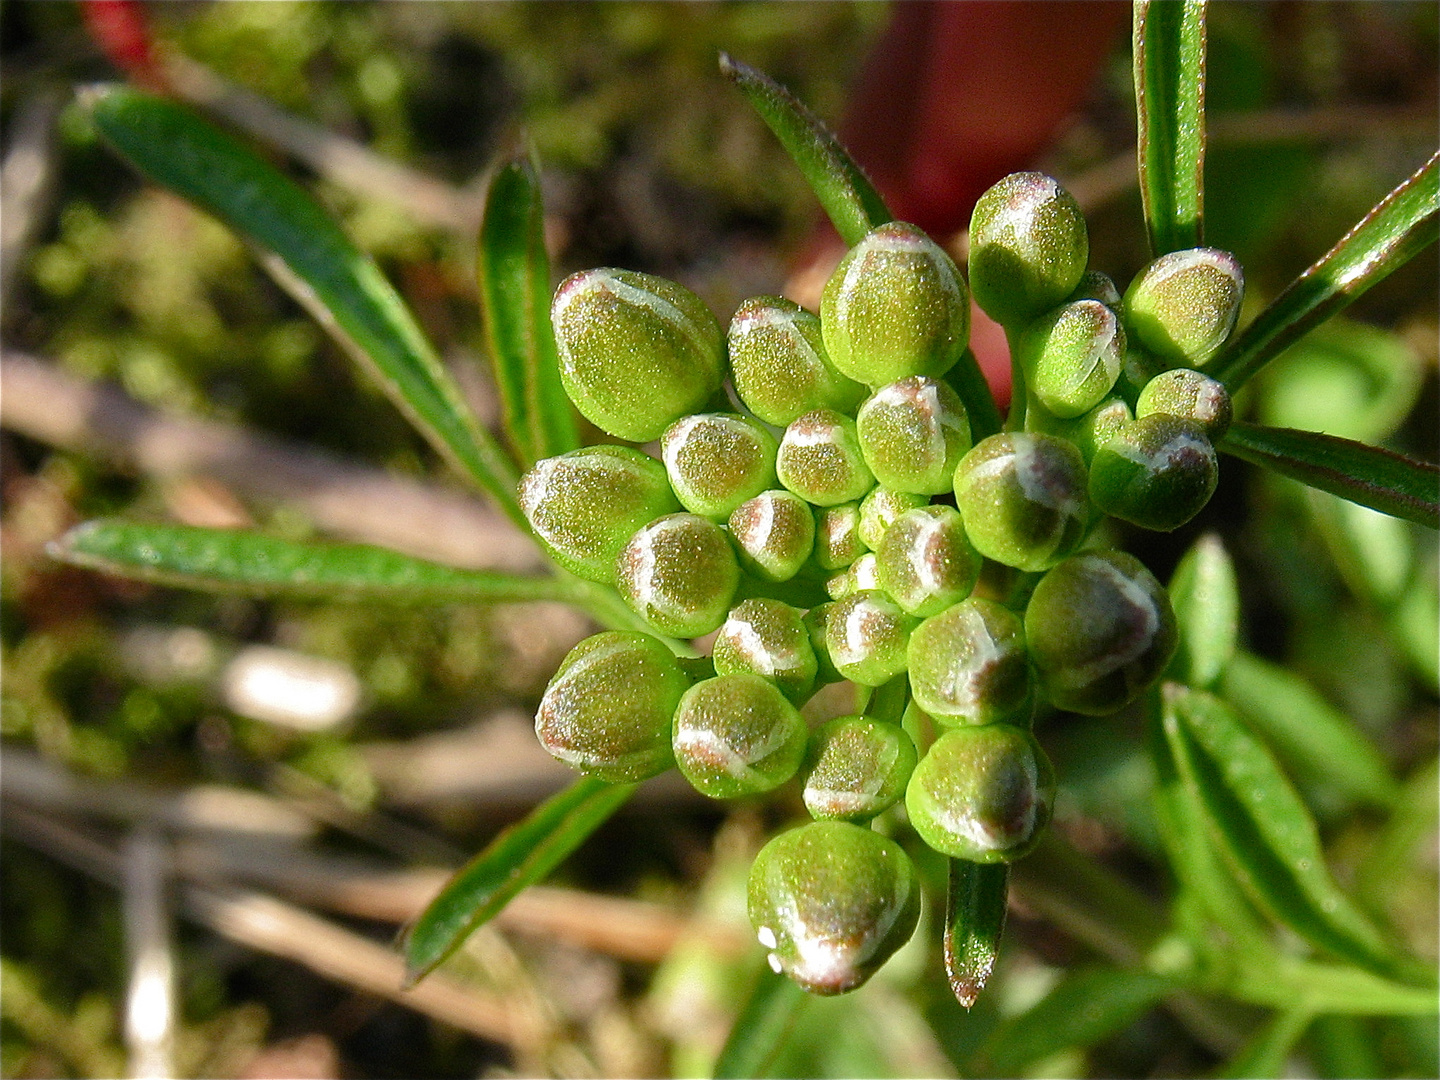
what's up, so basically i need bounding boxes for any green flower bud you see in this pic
[1136,368,1233,440]
[729,489,815,583]
[748,821,921,995]
[825,552,880,602]
[821,222,970,387]
[874,505,981,618]
[616,513,740,638]
[661,412,779,520]
[1025,550,1178,715]
[953,433,1089,572]
[536,631,688,781]
[968,172,1088,328]
[1068,270,1122,309]
[729,296,866,426]
[856,376,973,495]
[1122,248,1244,367]
[906,725,1055,862]
[826,590,918,687]
[812,502,866,571]
[907,598,1030,726]
[803,602,845,685]
[803,716,918,822]
[673,673,808,798]
[519,446,680,584]
[777,409,876,507]
[1019,299,1126,419]
[1026,394,1134,467]
[712,599,818,705]
[551,268,725,441]
[857,486,928,551]
[1088,415,1218,532]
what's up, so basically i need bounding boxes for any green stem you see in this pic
[868,675,910,725]
[1004,327,1028,432]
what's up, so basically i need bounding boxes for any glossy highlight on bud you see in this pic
[1122,248,1244,367]
[672,674,808,799]
[728,295,866,426]
[953,433,1089,572]
[907,598,1030,726]
[968,173,1088,328]
[661,412,779,520]
[615,513,740,638]
[803,716,918,822]
[856,376,973,495]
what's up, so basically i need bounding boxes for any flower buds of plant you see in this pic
[1136,368,1233,440]
[551,268,724,441]
[803,715,917,822]
[968,172,1089,328]
[874,505,981,617]
[1025,550,1178,714]
[673,673,808,798]
[857,486,928,550]
[812,502,866,570]
[826,590,917,687]
[906,598,1030,725]
[1122,248,1244,367]
[748,821,921,995]
[535,632,688,782]
[661,412,778,520]
[615,513,740,638]
[905,725,1055,862]
[519,446,680,584]
[821,222,970,387]
[953,433,1089,572]
[777,409,875,507]
[1088,414,1219,531]
[856,376,972,494]
[1018,299,1126,419]
[712,598,818,705]
[728,296,866,425]
[729,489,815,583]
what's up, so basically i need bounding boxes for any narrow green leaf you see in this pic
[1161,683,1425,984]
[477,155,578,470]
[49,518,578,605]
[1208,150,1439,390]
[944,859,1009,1009]
[1221,422,1438,528]
[719,54,890,247]
[1229,959,1438,1015]
[1133,0,1208,254]
[1308,1015,1383,1080]
[984,966,1170,1075]
[84,85,526,530]
[403,775,636,985]
[712,965,808,1080]
[1222,651,1400,811]
[1166,533,1239,689]
[1217,1007,1314,1080]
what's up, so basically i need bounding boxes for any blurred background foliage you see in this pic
[1,2,1436,1078]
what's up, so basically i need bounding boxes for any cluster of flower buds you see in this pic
[521,170,1237,995]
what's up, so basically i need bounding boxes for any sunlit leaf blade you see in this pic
[1133,0,1207,254]
[403,776,636,985]
[1166,533,1238,689]
[711,965,808,1080]
[84,85,526,530]
[982,966,1171,1076]
[477,155,578,471]
[1220,422,1439,529]
[1160,683,1428,985]
[719,54,890,247]
[1222,651,1400,811]
[944,859,1008,1008]
[1208,150,1439,391]
[48,518,575,605]
[1217,1007,1314,1080]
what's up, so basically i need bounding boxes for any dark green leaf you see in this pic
[944,859,1008,1009]
[1218,1007,1314,1079]
[1308,1015,1383,1080]
[712,964,808,1080]
[1133,0,1208,254]
[1220,422,1439,529]
[1208,150,1439,390]
[1222,651,1400,811]
[49,518,576,605]
[1166,533,1239,689]
[1160,683,1426,985]
[719,54,890,247]
[477,155,578,470]
[983,966,1171,1076]
[403,776,636,985]
[84,85,526,530]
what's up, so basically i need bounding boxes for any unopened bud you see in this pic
[907,598,1030,726]
[968,173,1089,328]
[662,412,779,520]
[953,433,1090,572]
[857,486,928,551]
[826,590,917,687]
[673,673,808,798]
[729,489,815,583]
[856,376,973,495]
[616,513,740,638]
[1122,248,1244,367]
[777,409,876,507]
[874,505,981,617]
[1088,414,1218,532]
[729,296,866,426]
[1136,368,1232,440]
[812,502,866,571]
[803,716,918,822]
[712,598,818,705]
[1018,299,1126,419]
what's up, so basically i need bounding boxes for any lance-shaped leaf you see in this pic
[84,85,526,530]
[1160,683,1428,985]
[1208,150,1439,391]
[711,965,808,1080]
[1218,1007,1315,1080]
[403,775,636,985]
[719,54,890,247]
[1133,0,1208,254]
[1220,422,1439,529]
[49,518,578,604]
[1166,532,1238,689]
[477,155,578,470]
[944,859,1009,1008]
